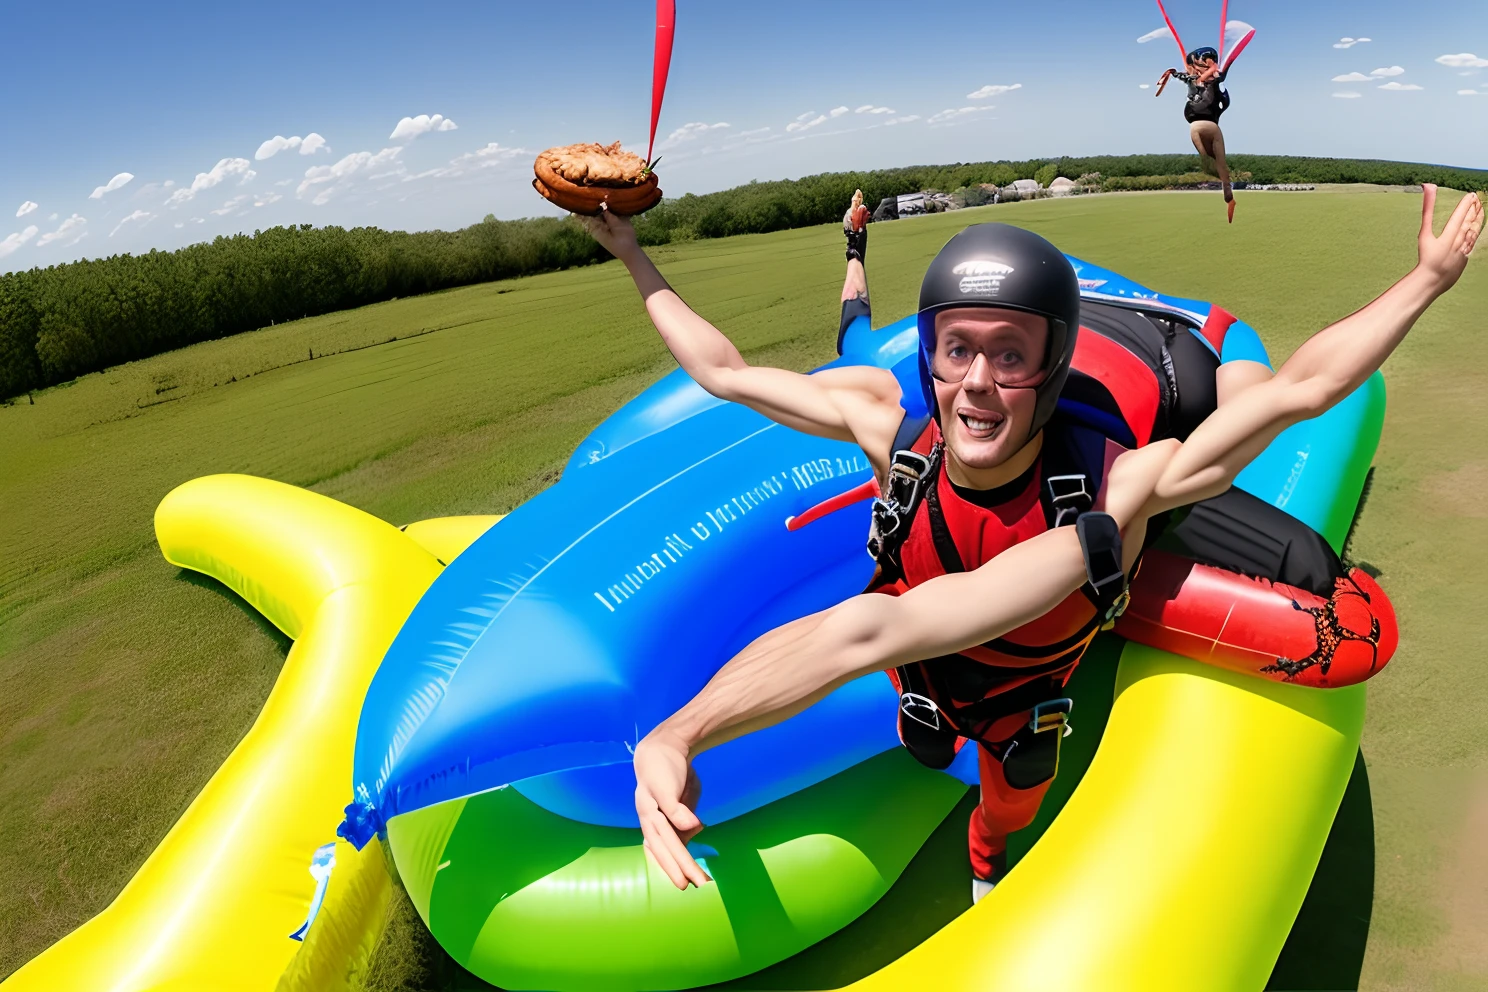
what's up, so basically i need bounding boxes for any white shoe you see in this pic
[972,876,996,904]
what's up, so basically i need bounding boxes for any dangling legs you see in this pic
[968,711,1054,901]
[1191,120,1235,222]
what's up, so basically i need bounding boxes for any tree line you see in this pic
[3,153,1484,400]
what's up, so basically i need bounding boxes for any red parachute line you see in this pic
[1154,0,1188,63]
[647,0,677,166]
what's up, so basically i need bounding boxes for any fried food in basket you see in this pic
[533,141,662,216]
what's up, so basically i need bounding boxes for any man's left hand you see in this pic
[1416,185,1483,295]
[634,728,710,890]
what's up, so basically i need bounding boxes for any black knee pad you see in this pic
[1000,724,1062,790]
[1160,486,1345,597]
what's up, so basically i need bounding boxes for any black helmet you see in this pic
[1188,46,1219,65]
[915,223,1080,441]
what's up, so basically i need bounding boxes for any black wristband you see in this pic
[845,226,867,263]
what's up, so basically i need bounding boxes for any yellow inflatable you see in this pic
[0,477,496,992]
[1,474,1360,992]
[846,649,1363,991]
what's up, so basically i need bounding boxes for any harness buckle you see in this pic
[1030,697,1074,737]
[1046,473,1092,527]
[899,692,943,731]
[1101,587,1132,630]
[868,449,934,561]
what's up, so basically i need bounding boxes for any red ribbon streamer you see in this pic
[1154,0,1188,63]
[1217,0,1229,61]
[647,0,676,165]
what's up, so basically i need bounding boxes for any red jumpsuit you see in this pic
[873,417,1114,880]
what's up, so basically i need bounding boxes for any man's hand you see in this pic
[578,205,643,265]
[1416,185,1483,295]
[634,728,710,890]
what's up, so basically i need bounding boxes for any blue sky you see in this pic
[3,0,1484,272]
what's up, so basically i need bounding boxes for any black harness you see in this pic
[864,299,1212,784]
[867,414,1132,782]
[869,414,1130,621]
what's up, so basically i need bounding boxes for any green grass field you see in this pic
[2,188,1484,990]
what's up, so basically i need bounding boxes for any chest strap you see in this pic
[867,445,938,578]
[868,417,1132,627]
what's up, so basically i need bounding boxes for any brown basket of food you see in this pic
[533,141,663,216]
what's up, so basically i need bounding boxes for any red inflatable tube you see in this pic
[1116,550,1398,688]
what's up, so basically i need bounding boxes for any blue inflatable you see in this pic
[340,256,1270,843]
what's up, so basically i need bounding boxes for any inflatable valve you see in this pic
[289,843,338,941]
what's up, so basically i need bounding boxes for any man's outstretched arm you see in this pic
[634,524,1089,890]
[581,208,901,451]
[1142,185,1481,515]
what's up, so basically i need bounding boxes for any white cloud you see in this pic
[1333,37,1371,49]
[829,106,850,117]
[1460,89,1482,96]
[389,114,458,142]
[738,126,771,137]
[928,106,992,125]
[1333,91,1364,99]
[794,111,817,121]
[1333,72,1372,82]
[1437,53,1488,68]
[47,212,57,221]
[298,146,402,204]
[36,214,88,248]
[417,142,526,180]
[1137,26,1171,43]
[167,158,255,206]
[16,200,37,218]
[786,113,828,133]
[0,225,39,258]
[1139,83,1152,89]
[109,210,152,237]
[254,192,283,207]
[256,132,330,160]
[658,121,731,149]
[256,135,301,159]
[210,195,250,216]
[854,105,895,114]
[967,83,1022,100]
[1370,66,1405,77]
[88,172,135,199]
[1378,81,1423,91]
[883,115,920,126]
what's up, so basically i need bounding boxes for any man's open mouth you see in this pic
[958,410,1005,440]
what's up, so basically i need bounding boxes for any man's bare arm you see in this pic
[634,525,1087,889]
[581,208,901,452]
[1143,186,1481,515]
